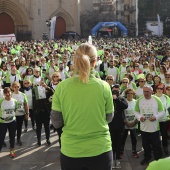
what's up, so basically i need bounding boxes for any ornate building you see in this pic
[0,0,92,40]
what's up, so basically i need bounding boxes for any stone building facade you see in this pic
[0,0,91,40]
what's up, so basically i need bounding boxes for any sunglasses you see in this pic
[14,86,20,88]
[123,82,128,84]
[107,79,113,81]
[135,66,139,67]
[157,88,163,90]
[122,62,126,63]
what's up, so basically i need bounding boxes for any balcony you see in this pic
[129,6,136,13]
[124,4,129,10]
[116,10,121,15]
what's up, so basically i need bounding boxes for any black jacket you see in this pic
[99,62,109,73]
[109,96,128,129]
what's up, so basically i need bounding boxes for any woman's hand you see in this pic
[25,113,29,121]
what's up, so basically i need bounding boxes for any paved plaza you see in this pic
[0,121,169,170]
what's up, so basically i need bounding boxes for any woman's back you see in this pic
[52,76,113,157]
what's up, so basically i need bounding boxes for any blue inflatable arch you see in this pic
[91,22,128,37]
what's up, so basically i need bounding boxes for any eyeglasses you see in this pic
[157,88,163,90]
[107,79,113,81]
[135,66,139,67]
[122,62,126,63]
[14,86,20,88]
[123,82,128,84]
[143,91,151,93]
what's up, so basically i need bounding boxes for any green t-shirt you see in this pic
[52,76,114,157]
[146,157,170,170]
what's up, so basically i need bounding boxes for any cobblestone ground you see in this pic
[0,120,169,170]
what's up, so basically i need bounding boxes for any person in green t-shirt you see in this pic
[51,43,114,170]
[146,157,170,170]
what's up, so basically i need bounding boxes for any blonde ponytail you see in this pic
[74,43,97,83]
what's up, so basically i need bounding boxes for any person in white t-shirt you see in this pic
[12,81,29,146]
[120,88,139,159]
[135,86,165,165]
[0,87,18,158]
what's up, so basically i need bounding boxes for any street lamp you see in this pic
[46,19,52,27]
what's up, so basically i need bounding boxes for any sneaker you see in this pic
[112,159,117,169]
[24,128,28,133]
[2,142,6,147]
[17,139,22,146]
[37,140,41,146]
[112,159,121,169]
[10,150,15,158]
[115,160,121,169]
[140,158,151,165]
[132,151,139,158]
[46,140,51,146]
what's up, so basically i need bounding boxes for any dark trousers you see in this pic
[109,126,124,159]
[60,151,113,170]
[0,121,17,150]
[16,115,25,140]
[24,109,35,128]
[34,110,50,141]
[121,128,137,153]
[159,121,169,147]
[141,131,162,160]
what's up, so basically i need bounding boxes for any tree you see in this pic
[80,6,116,38]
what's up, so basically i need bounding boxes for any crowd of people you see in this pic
[0,37,170,169]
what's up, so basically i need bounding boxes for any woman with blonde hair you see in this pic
[51,43,114,170]
[21,79,35,132]
[120,88,139,159]
[11,81,29,146]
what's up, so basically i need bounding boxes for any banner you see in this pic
[0,34,16,43]
[50,16,57,40]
